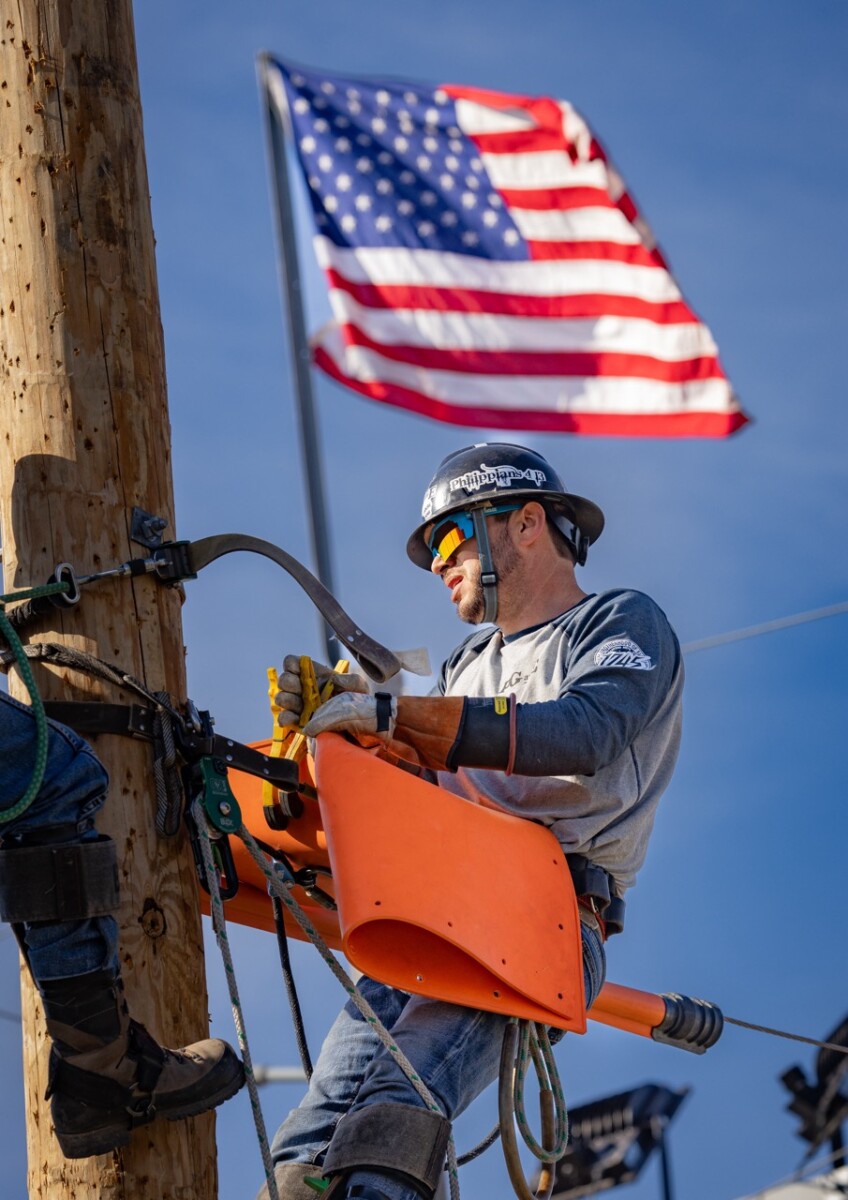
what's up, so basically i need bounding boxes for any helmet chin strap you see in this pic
[471,507,499,624]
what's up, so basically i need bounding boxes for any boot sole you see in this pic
[53,1059,246,1158]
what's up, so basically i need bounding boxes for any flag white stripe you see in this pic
[314,237,683,301]
[327,290,718,359]
[510,207,644,244]
[482,152,610,190]
[454,98,536,135]
[316,325,734,415]
[558,102,596,166]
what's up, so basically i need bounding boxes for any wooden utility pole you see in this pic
[0,4,219,1197]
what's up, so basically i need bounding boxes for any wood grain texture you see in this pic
[1,3,220,1195]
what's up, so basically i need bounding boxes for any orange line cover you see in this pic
[314,734,586,1032]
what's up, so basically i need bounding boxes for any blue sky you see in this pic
[2,2,848,1198]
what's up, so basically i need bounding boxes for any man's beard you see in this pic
[456,526,520,625]
[456,569,485,624]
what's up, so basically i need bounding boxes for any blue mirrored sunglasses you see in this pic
[426,504,521,562]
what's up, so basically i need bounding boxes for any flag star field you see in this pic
[284,66,527,259]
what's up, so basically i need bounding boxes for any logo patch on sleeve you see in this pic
[593,638,655,670]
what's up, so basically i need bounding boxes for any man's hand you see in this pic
[275,656,368,728]
[304,693,468,771]
[303,692,396,741]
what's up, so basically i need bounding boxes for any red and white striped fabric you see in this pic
[271,63,749,436]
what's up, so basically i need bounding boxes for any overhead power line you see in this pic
[726,1016,848,1057]
[682,601,848,655]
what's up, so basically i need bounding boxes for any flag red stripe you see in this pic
[616,192,639,224]
[314,345,749,437]
[442,82,541,109]
[471,128,567,155]
[323,268,701,323]
[337,322,724,382]
[528,240,666,267]
[499,186,615,211]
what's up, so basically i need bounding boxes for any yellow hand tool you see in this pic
[262,656,349,830]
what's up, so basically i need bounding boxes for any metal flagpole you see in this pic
[655,1124,674,1200]
[258,52,338,663]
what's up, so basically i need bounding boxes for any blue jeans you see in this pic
[270,922,606,1200]
[0,691,118,981]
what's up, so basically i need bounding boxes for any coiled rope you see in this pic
[499,1018,568,1200]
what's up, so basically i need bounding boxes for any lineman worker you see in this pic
[0,689,244,1158]
[262,443,684,1200]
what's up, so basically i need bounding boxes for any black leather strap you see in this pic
[44,700,155,740]
[374,693,394,734]
[566,853,625,935]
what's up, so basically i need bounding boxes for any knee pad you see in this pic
[0,835,119,923]
[322,1103,450,1200]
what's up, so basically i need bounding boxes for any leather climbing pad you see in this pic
[314,734,586,1032]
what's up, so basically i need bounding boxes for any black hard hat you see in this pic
[406,442,605,569]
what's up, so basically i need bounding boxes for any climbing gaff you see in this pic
[590,983,724,1054]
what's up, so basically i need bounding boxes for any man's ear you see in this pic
[515,501,548,546]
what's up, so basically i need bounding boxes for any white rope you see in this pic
[191,801,281,1200]
[235,818,462,1200]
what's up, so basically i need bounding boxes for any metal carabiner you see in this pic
[50,562,82,606]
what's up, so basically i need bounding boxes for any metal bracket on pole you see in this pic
[131,507,169,550]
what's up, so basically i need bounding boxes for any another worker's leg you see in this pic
[0,692,244,1158]
[259,976,411,1198]
[322,924,606,1200]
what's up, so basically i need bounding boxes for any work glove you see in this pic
[275,656,369,728]
[304,693,468,771]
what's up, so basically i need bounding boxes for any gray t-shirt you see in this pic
[435,589,683,893]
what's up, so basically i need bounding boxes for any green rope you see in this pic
[234,818,462,1200]
[0,582,69,823]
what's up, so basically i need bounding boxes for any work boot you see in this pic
[255,1162,333,1199]
[41,968,245,1158]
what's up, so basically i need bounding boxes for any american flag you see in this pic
[266,58,748,437]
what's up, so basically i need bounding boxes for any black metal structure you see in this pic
[781,1012,848,1168]
[534,1082,689,1200]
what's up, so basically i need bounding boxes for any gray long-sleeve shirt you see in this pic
[435,589,683,893]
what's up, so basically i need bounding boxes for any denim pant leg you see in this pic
[0,692,119,981]
[272,924,606,1200]
[270,974,411,1166]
